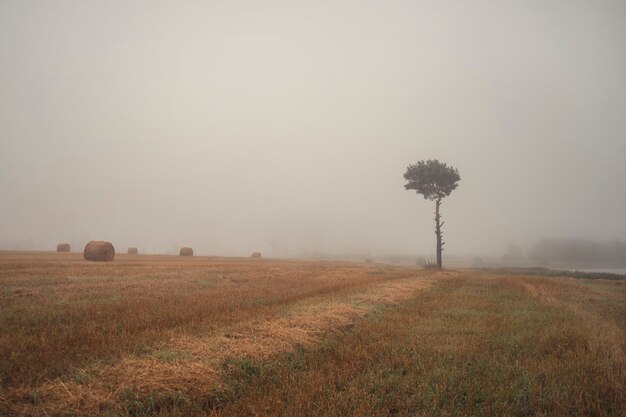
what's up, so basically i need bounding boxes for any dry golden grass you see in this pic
[0,252,623,416]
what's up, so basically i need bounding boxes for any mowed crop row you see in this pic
[0,251,435,413]
[211,274,624,417]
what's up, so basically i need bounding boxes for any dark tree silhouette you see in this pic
[404,159,460,268]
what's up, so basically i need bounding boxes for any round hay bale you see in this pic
[180,247,193,256]
[56,243,71,252]
[251,251,262,258]
[127,247,138,255]
[83,241,115,262]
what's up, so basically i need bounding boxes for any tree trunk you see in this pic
[434,197,443,268]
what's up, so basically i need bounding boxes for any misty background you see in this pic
[1,1,625,261]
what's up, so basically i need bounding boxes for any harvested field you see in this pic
[0,251,623,416]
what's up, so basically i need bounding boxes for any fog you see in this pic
[1,1,625,260]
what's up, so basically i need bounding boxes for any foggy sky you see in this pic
[1,1,625,258]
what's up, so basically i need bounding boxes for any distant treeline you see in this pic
[528,238,626,266]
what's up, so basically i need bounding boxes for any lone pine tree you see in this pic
[404,159,461,268]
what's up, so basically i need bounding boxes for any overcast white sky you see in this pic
[1,0,625,257]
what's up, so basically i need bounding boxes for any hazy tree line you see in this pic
[527,238,626,266]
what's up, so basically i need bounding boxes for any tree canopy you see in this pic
[404,159,460,200]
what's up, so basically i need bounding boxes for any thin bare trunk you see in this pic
[434,197,444,268]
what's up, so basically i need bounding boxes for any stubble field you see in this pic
[0,251,623,416]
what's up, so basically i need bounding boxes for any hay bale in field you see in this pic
[251,251,262,258]
[180,247,193,256]
[56,243,71,252]
[83,241,115,262]
[365,257,373,264]
[127,247,138,255]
